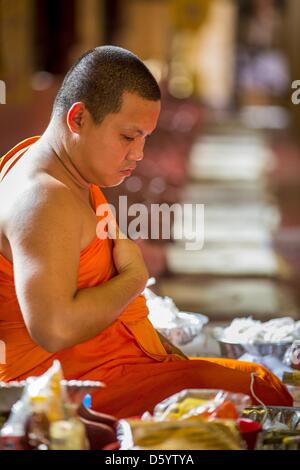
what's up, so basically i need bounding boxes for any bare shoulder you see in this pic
[6,177,82,244]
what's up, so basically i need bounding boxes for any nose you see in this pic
[133,150,144,162]
[129,139,144,162]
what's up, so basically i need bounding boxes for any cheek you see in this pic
[105,141,128,163]
[93,146,125,175]
[84,135,127,172]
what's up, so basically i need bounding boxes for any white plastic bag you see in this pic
[144,278,208,346]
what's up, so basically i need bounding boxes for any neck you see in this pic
[42,119,91,192]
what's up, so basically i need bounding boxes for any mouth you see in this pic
[120,167,136,176]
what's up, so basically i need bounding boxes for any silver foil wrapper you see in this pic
[242,406,300,450]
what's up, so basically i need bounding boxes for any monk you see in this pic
[0,46,292,419]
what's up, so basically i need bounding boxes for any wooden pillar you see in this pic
[285,0,300,133]
[70,0,105,63]
[0,0,34,104]
[194,0,237,107]
[118,0,171,62]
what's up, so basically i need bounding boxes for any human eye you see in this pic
[122,135,135,142]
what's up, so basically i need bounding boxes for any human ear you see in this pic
[67,102,86,134]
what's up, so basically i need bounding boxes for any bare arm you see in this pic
[7,185,148,352]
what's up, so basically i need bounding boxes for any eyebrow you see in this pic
[123,126,153,136]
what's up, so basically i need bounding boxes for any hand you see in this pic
[157,331,189,360]
[107,213,149,291]
[113,237,149,279]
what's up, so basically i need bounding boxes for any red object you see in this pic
[102,441,120,450]
[79,407,118,450]
[238,418,262,450]
[210,400,239,420]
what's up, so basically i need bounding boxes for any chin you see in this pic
[98,176,125,188]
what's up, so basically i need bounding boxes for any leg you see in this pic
[89,359,292,418]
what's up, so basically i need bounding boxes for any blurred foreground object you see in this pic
[0,360,107,450]
[118,388,251,450]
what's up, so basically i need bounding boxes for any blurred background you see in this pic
[1,0,300,327]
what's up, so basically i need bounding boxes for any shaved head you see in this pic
[53,45,161,124]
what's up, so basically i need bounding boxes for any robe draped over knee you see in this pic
[0,138,292,418]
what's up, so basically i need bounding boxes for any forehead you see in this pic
[113,92,161,131]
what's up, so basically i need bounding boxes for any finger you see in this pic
[106,212,127,240]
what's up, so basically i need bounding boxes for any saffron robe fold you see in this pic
[0,137,292,418]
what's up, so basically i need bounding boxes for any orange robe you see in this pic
[0,137,292,418]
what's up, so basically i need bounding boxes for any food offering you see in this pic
[243,406,300,450]
[118,389,256,450]
[215,317,300,360]
[0,361,103,450]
